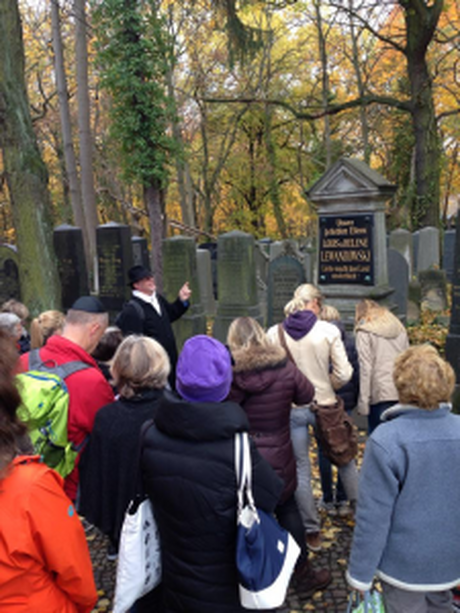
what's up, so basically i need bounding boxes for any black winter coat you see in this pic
[116,294,188,388]
[331,321,360,413]
[141,392,283,613]
[229,345,314,503]
[78,388,164,545]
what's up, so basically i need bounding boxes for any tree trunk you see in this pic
[143,183,164,292]
[74,0,98,277]
[314,0,332,168]
[264,105,287,238]
[403,0,443,228]
[0,0,61,314]
[51,0,90,267]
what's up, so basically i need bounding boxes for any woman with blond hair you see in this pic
[228,316,331,595]
[348,345,460,612]
[78,335,170,558]
[267,284,358,551]
[354,299,409,433]
[30,310,65,349]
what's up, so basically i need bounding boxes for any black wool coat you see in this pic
[78,388,164,546]
[140,392,283,613]
[116,294,188,388]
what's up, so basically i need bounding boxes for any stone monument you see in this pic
[163,236,206,350]
[131,236,150,269]
[267,254,306,327]
[389,228,413,279]
[417,226,440,272]
[196,248,216,316]
[53,225,89,309]
[213,231,262,342]
[307,157,397,323]
[96,222,133,316]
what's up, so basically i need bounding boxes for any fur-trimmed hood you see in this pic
[355,309,406,340]
[231,345,288,393]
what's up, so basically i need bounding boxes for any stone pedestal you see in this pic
[163,236,206,351]
[213,231,262,343]
[307,158,397,325]
[96,222,133,316]
[54,225,89,309]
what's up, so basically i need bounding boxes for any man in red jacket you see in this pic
[20,296,115,502]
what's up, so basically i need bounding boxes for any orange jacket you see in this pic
[0,456,97,612]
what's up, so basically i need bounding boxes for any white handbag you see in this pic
[112,495,161,613]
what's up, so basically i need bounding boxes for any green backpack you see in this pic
[17,349,90,478]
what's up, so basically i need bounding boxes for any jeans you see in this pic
[381,582,452,613]
[290,406,359,533]
[368,400,397,434]
[317,441,347,504]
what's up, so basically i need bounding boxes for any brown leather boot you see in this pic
[292,561,332,595]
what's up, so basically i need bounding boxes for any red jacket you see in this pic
[19,335,115,500]
[0,456,97,612]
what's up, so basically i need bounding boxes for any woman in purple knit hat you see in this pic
[139,335,283,613]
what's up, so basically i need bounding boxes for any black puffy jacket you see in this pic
[141,392,283,613]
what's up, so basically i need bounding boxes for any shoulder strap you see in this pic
[235,432,256,514]
[27,349,91,380]
[28,348,42,371]
[277,324,295,363]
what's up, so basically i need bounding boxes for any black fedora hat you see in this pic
[128,265,154,286]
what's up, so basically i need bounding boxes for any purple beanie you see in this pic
[176,335,232,403]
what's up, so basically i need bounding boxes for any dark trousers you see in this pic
[368,400,397,434]
[275,494,308,566]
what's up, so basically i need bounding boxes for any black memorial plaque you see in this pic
[318,214,374,285]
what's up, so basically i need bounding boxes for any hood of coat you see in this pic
[283,309,317,340]
[154,390,249,442]
[355,309,406,339]
[231,345,288,393]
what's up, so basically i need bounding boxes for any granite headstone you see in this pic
[53,225,89,309]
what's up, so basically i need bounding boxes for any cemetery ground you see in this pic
[87,433,367,613]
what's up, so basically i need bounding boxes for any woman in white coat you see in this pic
[267,284,359,552]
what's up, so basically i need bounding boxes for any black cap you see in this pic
[70,296,107,313]
[128,265,153,287]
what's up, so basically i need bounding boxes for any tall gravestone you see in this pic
[163,237,206,351]
[53,225,89,309]
[307,158,397,323]
[131,236,150,269]
[443,229,456,283]
[0,244,20,303]
[267,255,306,327]
[96,222,133,316]
[213,231,262,342]
[389,228,413,279]
[412,230,420,276]
[196,249,216,316]
[387,249,408,319]
[446,212,460,412]
[417,226,440,272]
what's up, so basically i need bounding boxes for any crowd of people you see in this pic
[1,269,460,613]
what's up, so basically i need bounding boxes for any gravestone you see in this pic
[53,225,89,309]
[443,230,456,283]
[307,157,397,324]
[196,248,216,316]
[255,243,270,325]
[0,244,20,303]
[412,230,420,276]
[419,269,448,312]
[96,222,133,316]
[389,228,413,279]
[267,256,306,327]
[163,237,206,350]
[198,242,218,299]
[407,280,421,324]
[446,210,460,411]
[213,231,262,342]
[269,241,284,261]
[131,236,150,269]
[387,249,408,318]
[417,226,440,273]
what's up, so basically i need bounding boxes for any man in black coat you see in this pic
[116,265,191,388]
